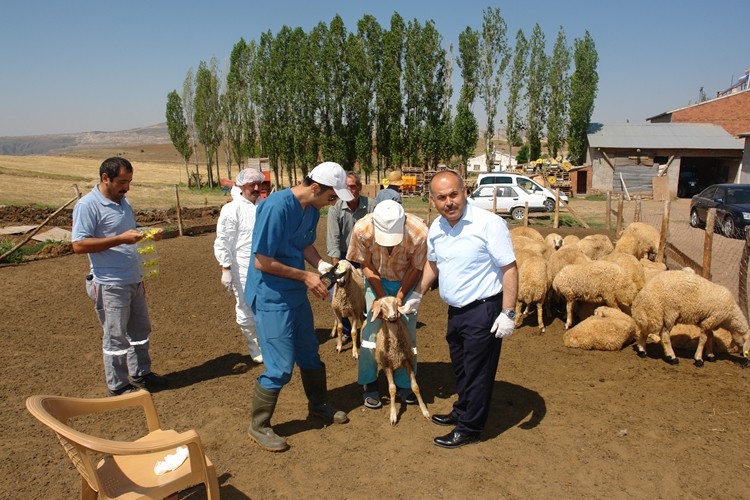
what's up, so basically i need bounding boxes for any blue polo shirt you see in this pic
[245,189,319,311]
[72,186,141,285]
[427,202,515,308]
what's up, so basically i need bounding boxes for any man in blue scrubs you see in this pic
[245,161,353,452]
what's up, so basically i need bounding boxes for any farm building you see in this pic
[466,150,518,173]
[585,123,743,199]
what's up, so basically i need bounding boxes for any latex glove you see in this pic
[317,260,333,274]
[490,312,515,339]
[400,291,423,314]
[221,269,233,292]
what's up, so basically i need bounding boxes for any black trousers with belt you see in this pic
[445,293,503,435]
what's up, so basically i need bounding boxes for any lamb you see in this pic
[615,222,661,261]
[546,246,590,285]
[552,260,639,329]
[563,306,637,351]
[370,296,430,425]
[632,270,750,367]
[545,232,563,252]
[512,235,549,258]
[576,234,614,260]
[514,249,549,334]
[330,260,365,359]
[640,258,667,283]
[562,234,580,247]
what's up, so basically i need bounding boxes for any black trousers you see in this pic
[445,293,503,435]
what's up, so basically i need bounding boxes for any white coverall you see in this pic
[214,189,263,361]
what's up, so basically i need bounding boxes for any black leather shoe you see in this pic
[433,431,480,449]
[431,413,457,426]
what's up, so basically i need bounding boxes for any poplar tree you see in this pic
[376,13,405,174]
[165,90,192,184]
[568,30,599,165]
[525,24,548,163]
[453,26,480,169]
[478,6,511,163]
[546,27,571,158]
[194,59,222,188]
[505,29,528,160]
[182,68,200,186]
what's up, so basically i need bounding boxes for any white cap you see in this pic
[309,161,354,202]
[372,200,405,246]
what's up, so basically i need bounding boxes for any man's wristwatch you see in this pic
[502,308,516,320]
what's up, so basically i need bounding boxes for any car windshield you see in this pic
[725,188,750,204]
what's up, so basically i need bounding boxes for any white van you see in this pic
[476,172,568,211]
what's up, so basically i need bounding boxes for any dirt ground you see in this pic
[2,209,750,499]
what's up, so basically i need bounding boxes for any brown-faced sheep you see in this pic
[330,260,365,358]
[370,296,430,425]
[632,270,750,367]
[563,306,637,350]
[615,222,660,261]
[552,260,639,329]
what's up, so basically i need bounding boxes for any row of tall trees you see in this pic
[166,9,598,189]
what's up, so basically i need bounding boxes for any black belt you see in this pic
[449,292,502,313]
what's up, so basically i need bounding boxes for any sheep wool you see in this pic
[615,222,661,261]
[563,306,636,351]
[632,270,750,366]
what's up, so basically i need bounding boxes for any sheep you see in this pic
[514,249,549,334]
[615,222,660,261]
[546,246,590,285]
[600,251,646,291]
[330,260,365,359]
[562,234,580,247]
[545,232,563,252]
[552,260,639,330]
[563,306,637,351]
[632,270,750,367]
[576,234,614,260]
[510,226,545,243]
[512,235,549,258]
[647,324,735,355]
[370,296,430,425]
[640,258,667,283]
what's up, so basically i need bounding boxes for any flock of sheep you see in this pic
[511,223,750,367]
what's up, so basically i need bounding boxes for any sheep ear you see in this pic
[370,301,381,323]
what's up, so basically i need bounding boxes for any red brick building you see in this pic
[647,89,750,137]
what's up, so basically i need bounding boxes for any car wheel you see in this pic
[511,207,526,220]
[543,198,555,212]
[721,216,736,238]
[689,209,702,228]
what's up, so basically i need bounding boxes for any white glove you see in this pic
[490,312,515,339]
[401,291,423,314]
[317,260,333,274]
[221,269,233,292]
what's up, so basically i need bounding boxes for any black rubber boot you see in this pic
[300,364,348,425]
[247,383,289,452]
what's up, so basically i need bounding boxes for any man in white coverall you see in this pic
[214,168,266,363]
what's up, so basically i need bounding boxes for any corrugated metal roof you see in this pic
[587,123,743,150]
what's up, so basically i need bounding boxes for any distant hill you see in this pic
[0,123,171,155]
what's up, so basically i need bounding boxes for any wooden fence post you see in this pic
[702,208,715,280]
[657,199,669,264]
[553,189,559,229]
[606,191,612,230]
[634,195,641,222]
[174,184,184,237]
[524,202,529,226]
[616,195,624,234]
[740,227,750,320]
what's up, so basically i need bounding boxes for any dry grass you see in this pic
[0,151,229,209]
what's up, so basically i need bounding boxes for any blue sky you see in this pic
[0,0,748,137]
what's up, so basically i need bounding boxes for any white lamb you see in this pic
[330,260,365,359]
[545,232,563,252]
[632,270,750,367]
[615,222,660,261]
[552,260,638,330]
[563,306,637,351]
[370,296,430,425]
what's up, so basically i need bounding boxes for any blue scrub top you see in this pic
[245,189,319,310]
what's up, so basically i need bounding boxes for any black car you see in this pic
[689,183,750,238]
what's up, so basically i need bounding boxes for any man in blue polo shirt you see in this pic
[245,161,353,452]
[72,157,167,396]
